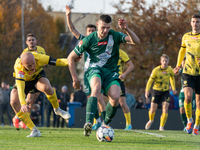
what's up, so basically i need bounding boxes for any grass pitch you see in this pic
[0,127,199,150]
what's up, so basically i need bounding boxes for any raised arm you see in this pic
[118,18,140,45]
[66,5,80,39]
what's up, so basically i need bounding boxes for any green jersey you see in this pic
[74,29,127,71]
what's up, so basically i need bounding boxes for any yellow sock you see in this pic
[16,110,35,130]
[124,112,131,124]
[195,108,200,126]
[99,113,101,116]
[93,118,97,124]
[149,111,155,121]
[184,101,192,119]
[46,89,59,109]
[160,113,168,127]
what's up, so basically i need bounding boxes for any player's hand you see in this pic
[66,5,71,16]
[119,74,126,80]
[74,54,82,62]
[73,79,81,90]
[145,91,149,99]
[173,66,180,74]
[173,90,177,95]
[118,19,128,30]
[21,105,31,113]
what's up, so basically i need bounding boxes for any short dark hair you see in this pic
[98,15,112,23]
[86,24,96,30]
[26,33,36,40]
[192,14,200,19]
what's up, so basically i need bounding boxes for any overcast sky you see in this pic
[39,0,157,14]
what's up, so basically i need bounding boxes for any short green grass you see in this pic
[0,127,199,150]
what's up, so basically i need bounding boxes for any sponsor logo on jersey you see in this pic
[18,71,25,78]
[162,71,167,74]
[98,41,107,46]
[191,37,198,39]
[78,40,83,47]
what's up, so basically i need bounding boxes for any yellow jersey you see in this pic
[176,31,200,76]
[22,46,46,55]
[146,65,175,92]
[117,49,130,81]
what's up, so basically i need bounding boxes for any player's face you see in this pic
[97,21,111,39]
[23,60,36,71]
[26,36,37,49]
[160,57,169,69]
[86,27,96,36]
[191,18,200,32]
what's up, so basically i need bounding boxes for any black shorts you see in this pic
[182,73,200,94]
[151,90,170,104]
[120,81,126,97]
[13,70,46,95]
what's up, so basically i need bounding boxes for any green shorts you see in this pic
[179,92,196,109]
[85,67,120,94]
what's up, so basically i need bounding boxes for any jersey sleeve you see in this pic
[78,34,85,40]
[120,49,130,63]
[170,69,176,91]
[114,30,128,44]
[33,53,50,66]
[145,68,156,91]
[176,35,186,67]
[74,37,89,56]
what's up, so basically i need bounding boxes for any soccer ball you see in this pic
[96,125,114,142]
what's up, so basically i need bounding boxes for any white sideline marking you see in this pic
[134,130,166,137]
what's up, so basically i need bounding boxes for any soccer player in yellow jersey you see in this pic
[12,33,47,129]
[174,14,200,135]
[10,52,73,137]
[145,54,177,131]
[118,49,134,130]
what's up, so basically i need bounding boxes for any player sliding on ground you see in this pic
[10,52,80,137]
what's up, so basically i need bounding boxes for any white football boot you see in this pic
[54,107,71,120]
[27,127,41,137]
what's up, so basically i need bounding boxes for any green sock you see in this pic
[94,109,99,119]
[86,97,98,123]
[104,102,118,125]
[180,113,187,127]
[101,111,106,121]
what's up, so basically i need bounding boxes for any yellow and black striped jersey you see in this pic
[117,49,130,81]
[22,46,46,55]
[177,31,200,76]
[146,66,175,91]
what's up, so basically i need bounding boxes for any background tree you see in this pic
[0,0,72,92]
[112,0,199,98]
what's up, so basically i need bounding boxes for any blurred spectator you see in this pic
[168,95,175,110]
[143,94,151,110]
[135,96,144,109]
[30,104,40,126]
[125,89,136,109]
[57,85,70,128]
[73,84,87,107]
[35,92,46,126]
[169,86,179,110]
[46,85,60,127]
[0,81,12,127]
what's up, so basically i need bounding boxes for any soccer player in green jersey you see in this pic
[65,5,105,130]
[174,14,200,135]
[68,14,140,136]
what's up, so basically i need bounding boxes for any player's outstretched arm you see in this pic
[67,51,81,89]
[66,5,80,39]
[118,18,140,45]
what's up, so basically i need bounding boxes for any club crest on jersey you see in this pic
[162,71,167,74]
[98,41,107,46]
[78,40,83,47]
[191,37,198,39]
[18,71,25,78]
